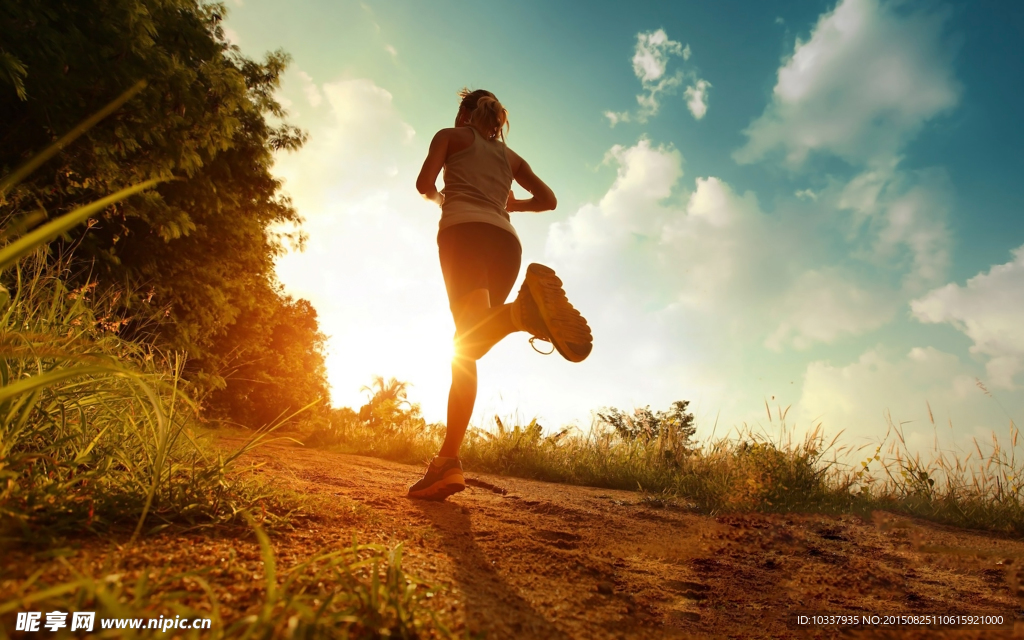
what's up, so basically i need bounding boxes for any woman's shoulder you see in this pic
[433,127,475,142]
[436,127,476,157]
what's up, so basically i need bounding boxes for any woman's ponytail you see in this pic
[457,88,509,141]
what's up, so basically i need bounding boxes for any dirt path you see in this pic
[236,439,1023,639]
[7,438,1024,638]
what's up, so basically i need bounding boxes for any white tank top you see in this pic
[439,128,518,241]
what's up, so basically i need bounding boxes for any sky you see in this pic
[223,0,1024,456]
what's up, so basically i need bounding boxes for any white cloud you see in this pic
[684,79,711,120]
[297,71,322,108]
[604,110,630,126]
[836,162,952,292]
[766,270,896,351]
[547,136,957,365]
[911,245,1024,389]
[632,29,683,82]
[546,140,904,355]
[734,0,960,166]
[608,29,708,124]
[798,347,1020,451]
[765,163,953,350]
[385,44,398,60]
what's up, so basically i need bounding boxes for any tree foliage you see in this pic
[358,376,424,432]
[0,0,327,426]
[596,400,696,445]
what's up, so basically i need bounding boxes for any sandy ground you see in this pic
[6,437,1024,638]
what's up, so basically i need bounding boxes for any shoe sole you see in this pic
[523,264,593,363]
[407,472,467,501]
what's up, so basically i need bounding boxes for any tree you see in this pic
[358,376,422,432]
[360,376,411,408]
[0,0,327,423]
[205,288,329,427]
[596,400,696,445]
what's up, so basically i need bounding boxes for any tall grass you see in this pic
[307,408,856,514]
[308,400,1024,535]
[857,408,1024,534]
[0,255,298,543]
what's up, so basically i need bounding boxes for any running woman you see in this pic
[408,88,592,500]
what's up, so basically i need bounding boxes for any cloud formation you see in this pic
[547,138,951,360]
[911,245,1024,389]
[734,0,960,166]
[797,346,1010,452]
[684,79,711,120]
[605,29,711,125]
[297,71,322,108]
[632,29,683,83]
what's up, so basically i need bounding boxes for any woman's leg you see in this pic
[451,290,519,361]
[437,288,518,458]
[432,224,522,460]
[439,358,475,458]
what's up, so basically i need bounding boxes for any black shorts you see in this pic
[438,222,522,312]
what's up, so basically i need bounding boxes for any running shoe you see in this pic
[515,263,593,363]
[407,456,466,500]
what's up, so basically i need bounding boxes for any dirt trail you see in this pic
[8,437,1024,639]
[237,439,1024,639]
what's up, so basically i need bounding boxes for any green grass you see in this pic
[0,256,303,543]
[307,399,1024,536]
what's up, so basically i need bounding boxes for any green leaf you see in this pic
[0,178,164,273]
[0,80,147,196]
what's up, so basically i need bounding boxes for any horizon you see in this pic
[222,0,1023,455]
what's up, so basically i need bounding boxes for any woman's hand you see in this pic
[506,189,519,212]
[422,188,444,207]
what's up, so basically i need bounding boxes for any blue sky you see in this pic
[224,0,1023,455]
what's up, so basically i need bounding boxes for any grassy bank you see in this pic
[307,401,1024,536]
[0,256,299,543]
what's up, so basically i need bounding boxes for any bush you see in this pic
[596,400,696,447]
[305,377,439,461]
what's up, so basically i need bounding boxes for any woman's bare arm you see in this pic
[506,149,557,212]
[416,130,449,207]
